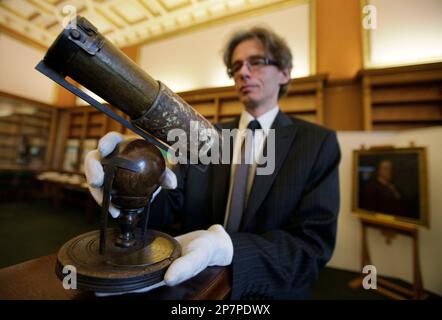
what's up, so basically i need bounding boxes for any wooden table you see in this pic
[0,254,231,300]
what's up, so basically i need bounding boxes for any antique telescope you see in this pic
[36,16,220,158]
[35,16,220,293]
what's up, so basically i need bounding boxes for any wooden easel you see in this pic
[348,214,427,300]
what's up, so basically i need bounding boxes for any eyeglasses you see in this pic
[227,56,279,78]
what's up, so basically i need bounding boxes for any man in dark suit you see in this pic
[85,27,340,299]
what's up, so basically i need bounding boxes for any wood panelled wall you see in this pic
[50,74,326,173]
[361,63,442,130]
[316,0,364,130]
[2,65,441,173]
[180,75,326,125]
[14,0,440,173]
[49,61,442,174]
[316,0,363,80]
[324,79,363,131]
[51,0,366,132]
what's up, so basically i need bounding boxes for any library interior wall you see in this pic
[1,1,441,295]
[138,3,310,93]
[0,32,55,104]
[333,128,442,296]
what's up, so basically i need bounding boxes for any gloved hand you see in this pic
[164,224,233,286]
[84,131,177,218]
[94,224,233,297]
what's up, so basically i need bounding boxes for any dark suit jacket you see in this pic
[150,111,341,299]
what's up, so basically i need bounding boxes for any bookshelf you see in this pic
[179,74,327,125]
[0,91,57,170]
[58,106,123,173]
[360,62,442,131]
[54,75,327,173]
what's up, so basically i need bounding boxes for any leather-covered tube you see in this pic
[43,17,159,119]
[132,82,218,162]
[42,16,221,161]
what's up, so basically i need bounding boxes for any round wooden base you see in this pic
[55,229,180,293]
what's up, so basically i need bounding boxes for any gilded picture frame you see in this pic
[352,147,429,227]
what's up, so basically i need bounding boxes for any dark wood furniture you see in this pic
[0,91,57,170]
[360,62,442,131]
[180,74,327,124]
[0,253,231,300]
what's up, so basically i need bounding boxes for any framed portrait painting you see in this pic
[352,147,429,227]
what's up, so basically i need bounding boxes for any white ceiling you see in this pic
[0,0,295,49]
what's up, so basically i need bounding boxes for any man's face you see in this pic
[378,160,393,181]
[230,39,290,109]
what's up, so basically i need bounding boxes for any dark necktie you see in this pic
[226,119,261,233]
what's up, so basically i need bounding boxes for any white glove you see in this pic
[95,224,232,297]
[84,132,177,218]
[164,224,233,286]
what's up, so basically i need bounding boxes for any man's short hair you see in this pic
[223,26,293,99]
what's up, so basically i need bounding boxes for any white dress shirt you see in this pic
[223,106,280,228]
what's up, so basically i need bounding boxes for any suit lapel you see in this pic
[211,119,239,224]
[242,111,298,229]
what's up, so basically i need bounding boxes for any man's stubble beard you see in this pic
[243,99,259,110]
